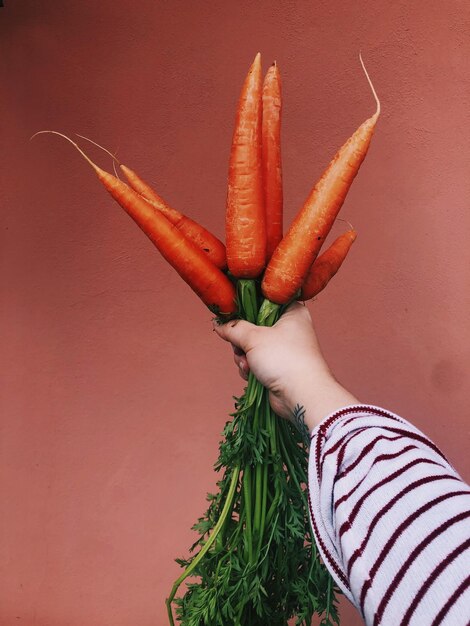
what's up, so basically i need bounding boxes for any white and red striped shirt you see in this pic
[308,404,470,625]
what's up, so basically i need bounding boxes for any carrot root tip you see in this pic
[359,53,380,118]
[30,130,101,172]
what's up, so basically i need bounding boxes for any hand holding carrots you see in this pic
[214,302,358,427]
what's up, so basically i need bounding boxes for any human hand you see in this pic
[213,302,358,430]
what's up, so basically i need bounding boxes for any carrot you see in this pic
[262,56,380,304]
[74,135,227,270]
[34,132,237,316]
[262,61,283,260]
[299,229,357,300]
[119,164,227,270]
[226,53,266,278]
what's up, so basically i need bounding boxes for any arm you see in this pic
[310,405,470,625]
[214,304,470,625]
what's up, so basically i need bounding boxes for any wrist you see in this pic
[285,369,358,432]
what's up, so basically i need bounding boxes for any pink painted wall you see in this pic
[1,2,469,625]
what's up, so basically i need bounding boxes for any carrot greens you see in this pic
[170,282,339,626]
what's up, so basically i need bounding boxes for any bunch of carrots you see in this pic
[36,52,379,626]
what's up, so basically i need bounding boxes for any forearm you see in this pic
[287,374,359,433]
[307,405,470,626]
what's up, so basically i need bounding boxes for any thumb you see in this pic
[213,318,258,353]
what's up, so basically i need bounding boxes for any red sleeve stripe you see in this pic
[369,491,470,583]
[399,538,470,625]
[334,444,418,511]
[372,510,470,626]
[312,405,449,479]
[358,488,469,607]
[339,412,403,430]
[334,428,370,476]
[430,574,470,626]
[336,433,406,483]
[313,405,408,443]
[375,426,447,461]
[320,427,368,479]
[338,458,447,538]
[313,406,379,477]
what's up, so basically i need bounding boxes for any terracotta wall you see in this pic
[1,1,469,625]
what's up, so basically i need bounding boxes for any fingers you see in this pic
[214,320,254,380]
[233,349,249,380]
[232,344,249,379]
[232,344,245,357]
[213,318,258,353]
[238,363,249,380]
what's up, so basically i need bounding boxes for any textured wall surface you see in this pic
[1,1,469,625]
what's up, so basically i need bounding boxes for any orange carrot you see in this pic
[299,229,357,300]
[262,61,283,260]
[74,135,227,270]
[226,53,266,278]
[35,132,236,316]
[262,57,379,304]
[120,164,227,270]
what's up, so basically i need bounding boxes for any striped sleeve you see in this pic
[308,404,470,626]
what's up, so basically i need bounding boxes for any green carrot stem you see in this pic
[237,279,258,323]
[245,372,258,409]
[326,573,332,620]
[278,424,306,502]
[166,464,240,625]
[281,421,310,505]
[265,489,279,527]
[243,465,253,562]
[253,461,262,532]
[256,453,269,556]
[255,390,270,557]
[266,395,283,526]
[218,478,238,544]
[257,298,281,326]
[252,385,263,541]
[265,491,278,527]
